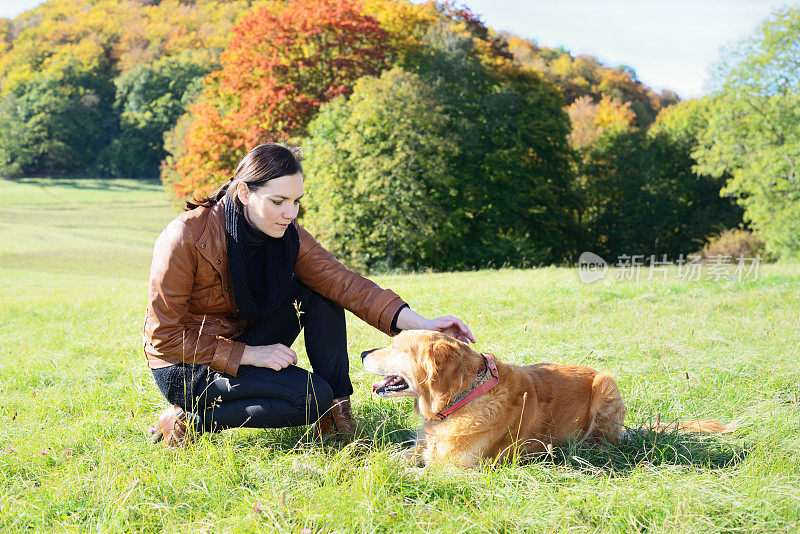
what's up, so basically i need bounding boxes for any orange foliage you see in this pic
[173,0,390,199]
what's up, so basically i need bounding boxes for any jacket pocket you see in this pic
[194,261,219,289]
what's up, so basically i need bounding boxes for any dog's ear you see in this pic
[439,325,461,340]
[429,338,461,367]
[439,325,470,343]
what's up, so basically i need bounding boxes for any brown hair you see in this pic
[185,143,303,211]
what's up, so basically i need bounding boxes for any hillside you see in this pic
[0,0,673,178]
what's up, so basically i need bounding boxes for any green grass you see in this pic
[0,177,799,532]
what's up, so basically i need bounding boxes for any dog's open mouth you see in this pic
[372,375,409,396]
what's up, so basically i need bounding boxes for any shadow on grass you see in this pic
[10,176,161,191]
[223,400,416,454]
[551,425,750,474]
[206,405,750,475]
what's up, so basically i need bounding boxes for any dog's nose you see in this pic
[360,348,377,360]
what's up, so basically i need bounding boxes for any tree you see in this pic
[408,24,581,267]
[97,52,214,177]
[301,22,581,271]
[302,68,455,272]
[649,98,710,146]
[506,35,675,127]
[0,60,115,175]
[170,0,390,199]
[0,0,256,176]
[566,95,636,151]
[0,18,12,57]
[0,0,252,94]
[160,111,194,203]
[578,129,742,259]
[692,7,800,257]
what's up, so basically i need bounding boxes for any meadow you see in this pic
[0,177,798,533]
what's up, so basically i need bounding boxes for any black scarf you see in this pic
[224,195,299,319]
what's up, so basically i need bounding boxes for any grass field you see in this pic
[0,177,799,532]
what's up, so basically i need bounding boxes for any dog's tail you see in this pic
[640,413,738,435]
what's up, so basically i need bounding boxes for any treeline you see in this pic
[1,0,793,268]
[0,0,254,177]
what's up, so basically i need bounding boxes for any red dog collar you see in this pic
[434,353,499,421]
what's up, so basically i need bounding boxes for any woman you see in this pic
[144,143,474,446]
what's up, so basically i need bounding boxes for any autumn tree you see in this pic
[169,0,390,199]
[506,35,677,127]
[566,95,636,151]
[0,0,251,93]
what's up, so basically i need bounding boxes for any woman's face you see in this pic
[237,172,304,238]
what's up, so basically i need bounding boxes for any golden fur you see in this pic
[362,330,731,468]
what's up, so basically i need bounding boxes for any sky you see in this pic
[2,0,798,99]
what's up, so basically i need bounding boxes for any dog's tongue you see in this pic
[372,376,398,391]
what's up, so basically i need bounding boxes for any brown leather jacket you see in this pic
[143,200,407,377]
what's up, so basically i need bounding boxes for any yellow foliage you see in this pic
[566,95,635,150]
[0,0,255,95]
[594,94,635,129]
[362,0,438,49]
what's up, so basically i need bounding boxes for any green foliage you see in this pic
[302,68,454,272]
[693,7,800,257]
[302,24,581,271]
[0,60,115,176]
[410,24,581,268]
[650,98,710,145]
[159,111,195,204]
[578,129,742,259]
[0,94,32,177]
[97,52,215,177]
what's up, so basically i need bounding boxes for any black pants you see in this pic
[151,276,351,432]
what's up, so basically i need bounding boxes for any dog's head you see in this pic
[361,329,485,420]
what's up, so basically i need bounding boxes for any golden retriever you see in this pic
[361,329,732,468]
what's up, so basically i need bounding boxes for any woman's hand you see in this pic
[421,315,476,344]
[395,308,476,343]
[241,343,297,370]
